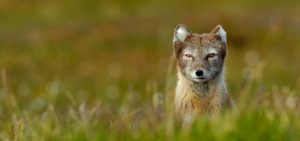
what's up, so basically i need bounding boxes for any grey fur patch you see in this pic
[191,82,209,98]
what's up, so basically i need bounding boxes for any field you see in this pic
[0,0,300,140]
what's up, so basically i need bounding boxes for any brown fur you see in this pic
[175,69,233,117]
[172,24,234,118]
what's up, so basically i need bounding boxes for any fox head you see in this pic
[173,24,227,83]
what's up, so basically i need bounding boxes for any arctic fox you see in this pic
[172,24,234,118]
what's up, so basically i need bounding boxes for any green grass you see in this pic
[0,0,300,140]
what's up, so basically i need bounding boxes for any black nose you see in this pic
[195,70,204,77]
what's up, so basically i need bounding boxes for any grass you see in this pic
[0,0,300,140]
[0,63,299,140]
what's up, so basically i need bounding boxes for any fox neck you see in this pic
[175,67,227,116]
[191,81,210,98]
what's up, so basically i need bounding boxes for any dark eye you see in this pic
[207,53,216,59]
[185,54,192,58]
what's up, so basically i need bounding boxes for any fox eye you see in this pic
[185,54,192,58]
[206,53,216,59]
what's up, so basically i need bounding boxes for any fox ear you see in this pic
[172,24,192,58]
[210,25,226,42]
[173,24,192,44]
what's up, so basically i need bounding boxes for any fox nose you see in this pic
[195,70,204,77]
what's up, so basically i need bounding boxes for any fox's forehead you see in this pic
[183,34,216,47]
[182,44,218,55]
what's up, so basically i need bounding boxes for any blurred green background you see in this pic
[0,0,300,140]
